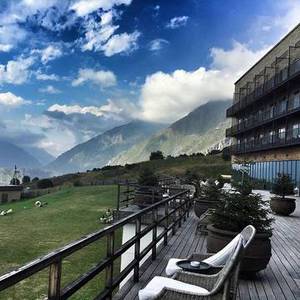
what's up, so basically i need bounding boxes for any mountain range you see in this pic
[0,100,231,177]
[110,100,231,165]
[47,121,165,174]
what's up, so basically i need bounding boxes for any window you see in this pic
[292,123,300,139]
[278,99,287,114]
[278,127,286,140]
[269,130,275,143]
[293,92,300,109]
[269,105,274,118]
[294,58,300,74]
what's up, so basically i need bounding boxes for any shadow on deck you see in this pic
[114,199,300,300]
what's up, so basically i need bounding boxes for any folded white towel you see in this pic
[138,276,209,300]
[165,234,241,276]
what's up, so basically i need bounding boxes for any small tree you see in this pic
[22,175,31,184]
[37,178,54,189]
[272,173,294,199]
[150,151,164,161]
[211,190,273,233]
[138,168,159,186]
[10,178,20,185]
[199,178,222,202]
[32,177,39,182]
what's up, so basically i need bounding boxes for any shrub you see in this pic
[10,178,20,185]
[22,175,31,184]
[32,177,39,182]
[138,168,159,186]
[199,179,222,202]
[211,190,273,234]
[37,178,54,189]
[73,180,82,187]
[272,173,294,199]
[150,151,164,160]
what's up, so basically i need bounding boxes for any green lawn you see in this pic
[0,185,121,300]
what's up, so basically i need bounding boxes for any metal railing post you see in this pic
[134,217,141,282]
[152,208,157,260]
[164,201,169,246]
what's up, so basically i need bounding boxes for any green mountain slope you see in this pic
[47,121,165,174]
[110,101,231,165]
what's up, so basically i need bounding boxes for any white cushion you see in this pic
[165,258,182,276]
[203,234,241,266]
[138,276,209,300]
[165,234,241,276]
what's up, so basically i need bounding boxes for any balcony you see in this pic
[226,59,300,118]
[226,104,300,137]
[230,129,300,154]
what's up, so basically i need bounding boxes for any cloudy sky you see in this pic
[0,0,299,157]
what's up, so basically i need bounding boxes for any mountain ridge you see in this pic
[110,100,231,165]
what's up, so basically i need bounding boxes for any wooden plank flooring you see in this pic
[114,197,300,300]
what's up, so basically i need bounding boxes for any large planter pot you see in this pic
[194,199,218,218]
[207,225,272,274]
[134,187,162,208]
[270,197,296,216]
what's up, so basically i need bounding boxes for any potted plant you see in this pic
[271,173,296,216]
[134,168,162,208]
[194,178,222,218]
[207,180,274,274]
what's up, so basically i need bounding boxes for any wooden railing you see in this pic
[0,189,191,300]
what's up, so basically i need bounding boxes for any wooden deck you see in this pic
[114,198,300,300]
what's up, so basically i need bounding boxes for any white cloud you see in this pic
[48,100,121,117]
[0,44,13,52]
[81,11,119,52]
[39,85,61,94]
[32,45,63,64]
[72,68,117,87]
[139,42,269,123]
[149,39,169,51]
[70,0,132,17]
[0,57,34,85]
[101,31,140,56]
[0,92,30,107]
[80,9,140,56]
[166,16,189,29]
[47,98,137,119]
[0,24,27,51]
[35,71,60,81]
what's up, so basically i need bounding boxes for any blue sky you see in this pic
[0,0,299,157]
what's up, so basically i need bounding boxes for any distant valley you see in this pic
[0,100,231,177]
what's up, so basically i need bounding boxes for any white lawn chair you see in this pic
[139,237,244,300]
[165,225,256,276]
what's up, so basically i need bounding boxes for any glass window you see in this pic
[278,99,287,114]
[292,123,300,139]
[278,127,286,140]
[293,92,300,109]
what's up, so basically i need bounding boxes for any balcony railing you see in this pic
[230,129,300,154]
[226,60,300,117]
[226,104,300,137]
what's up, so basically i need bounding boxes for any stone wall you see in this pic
[0,190,21,204]
[232,146,300,163]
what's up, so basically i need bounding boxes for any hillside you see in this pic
[0,140,41,169]
[110,100,231,165]
[47,121,165,174]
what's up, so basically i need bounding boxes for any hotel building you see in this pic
[226,24,300,186]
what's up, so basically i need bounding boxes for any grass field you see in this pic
[0,185,120,300]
